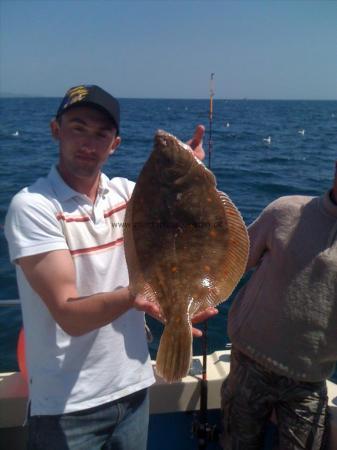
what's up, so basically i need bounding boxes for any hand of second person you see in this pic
[191,307,218,337]
[187,124,206,161]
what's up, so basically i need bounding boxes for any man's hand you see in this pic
[187,124,206,161]
[191,307,218,337]
[133,294,162,321]
[134,293,218,338]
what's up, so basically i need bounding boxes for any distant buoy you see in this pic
[226,122,230,128]
[17,327,28,383]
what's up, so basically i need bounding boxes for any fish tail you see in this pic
[155,321,192,383]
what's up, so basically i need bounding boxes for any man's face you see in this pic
[51,106,120,180]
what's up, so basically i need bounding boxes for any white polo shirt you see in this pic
[5,166,155,415]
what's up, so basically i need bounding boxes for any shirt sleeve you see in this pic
[4,191,68,263]
[123,178,135,200]
[246,200,278,270]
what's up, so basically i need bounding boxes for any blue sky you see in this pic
[1,0,336,99]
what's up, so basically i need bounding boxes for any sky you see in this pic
[0,0,336,100]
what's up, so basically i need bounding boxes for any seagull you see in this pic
[12,131,19,137]
[226,122,230,127]
[298,129,305,135]
[263,136,271,144]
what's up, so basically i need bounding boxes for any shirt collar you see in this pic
[97,172,110,197]
[48,165,110,201]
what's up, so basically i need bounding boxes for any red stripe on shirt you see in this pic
[104,203,128,218]
[56,213,90,222]
[70,237,124,256]
[56,203,127,222]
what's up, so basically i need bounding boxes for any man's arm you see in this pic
[18,249,160,337]
[246,202,276,271]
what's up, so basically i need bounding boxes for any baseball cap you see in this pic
[56,85,120,135]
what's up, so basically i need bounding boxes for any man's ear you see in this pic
[109,136,121,155]
[50,119,60,140]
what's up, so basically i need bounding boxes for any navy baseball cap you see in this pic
[56,85,120,135]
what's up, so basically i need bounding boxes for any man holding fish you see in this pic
[4,84,218,450]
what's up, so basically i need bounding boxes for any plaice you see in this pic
[124,130,249,382]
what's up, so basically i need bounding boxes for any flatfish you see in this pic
[124,130,249,382]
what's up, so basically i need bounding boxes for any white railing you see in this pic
[0,299,20,306]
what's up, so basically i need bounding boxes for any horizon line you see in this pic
[1,94,337,102]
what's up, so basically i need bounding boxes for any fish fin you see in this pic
[123,197,146,294]
[141,283,165,317]
[215,191,249,304]
[155,321,192,383]
[142,283,158,302]
[189,287,220,317]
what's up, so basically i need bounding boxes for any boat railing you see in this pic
[0,299,21,306]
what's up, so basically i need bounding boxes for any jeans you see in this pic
[27,388,149,450]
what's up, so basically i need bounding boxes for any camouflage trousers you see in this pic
[220,347,329,450]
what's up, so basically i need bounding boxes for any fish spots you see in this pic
[171,265,178,273]
[209,229,217,238]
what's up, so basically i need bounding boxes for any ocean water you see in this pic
[0,98,336,382]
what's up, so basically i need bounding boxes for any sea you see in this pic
[0,98,336,383]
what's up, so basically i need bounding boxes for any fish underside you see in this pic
[124,130,249,383]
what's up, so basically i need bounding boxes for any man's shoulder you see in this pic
[109,176,135,188]
[267,195,315,213]
[9,176,55,212]
[260,195,316,227]
[106,176,135,199]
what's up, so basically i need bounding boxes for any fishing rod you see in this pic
[193,73,217,450]
[208,73,215,169]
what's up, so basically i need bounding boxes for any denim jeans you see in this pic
[27,388,149,450]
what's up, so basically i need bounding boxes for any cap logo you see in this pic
[62,85,89,110]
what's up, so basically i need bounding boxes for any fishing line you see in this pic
[208,73,215,169]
